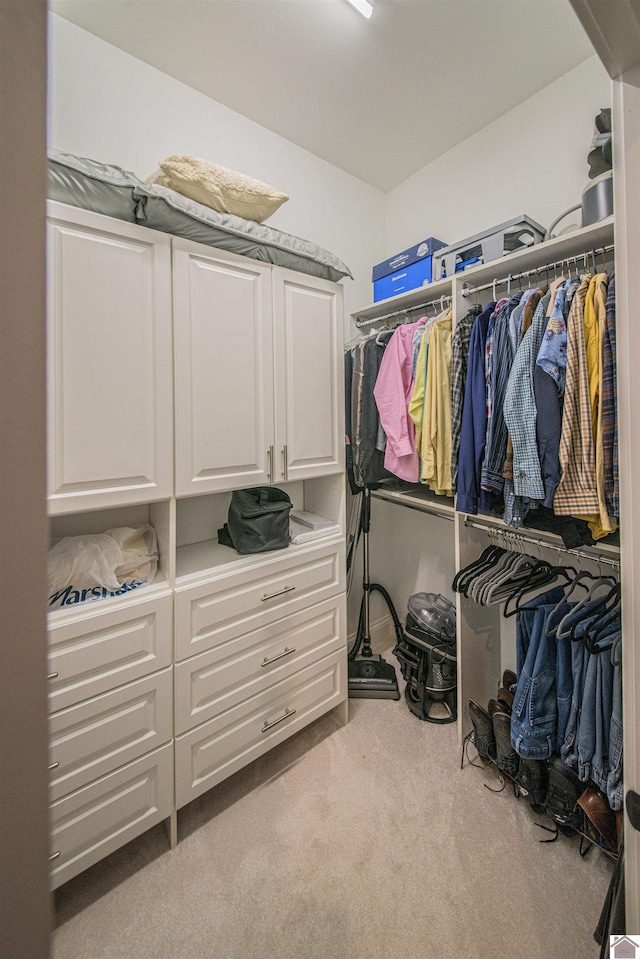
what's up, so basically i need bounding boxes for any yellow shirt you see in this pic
[421,311,453,494]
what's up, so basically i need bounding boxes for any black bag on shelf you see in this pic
[218,487,292,554]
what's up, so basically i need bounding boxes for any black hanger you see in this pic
[452,545,504,594]
[502,562,576,618]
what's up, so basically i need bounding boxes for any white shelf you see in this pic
[352,273,453,324]
[458,216,614,291]
[175,531,344,584]
[352,216,614,322]
[47,573,172,623]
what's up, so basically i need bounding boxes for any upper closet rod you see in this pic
[464,517,620,570]
[354,293,452,329]
[461,242,615,299]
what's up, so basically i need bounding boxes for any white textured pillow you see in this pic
[146,155,288,223]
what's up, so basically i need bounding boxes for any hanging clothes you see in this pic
[450,304,482,494]
[347,331,389,489]
[601,273,619,519]
[502,290,551,527]
[373,319,426,483]
[455,301,497,515]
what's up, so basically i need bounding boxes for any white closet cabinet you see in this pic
[47,202,174,514]
[47,585,174,889]
[46,202,348,889]
[173,239,344,497]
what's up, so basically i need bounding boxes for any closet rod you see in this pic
[463,517,620,570]
[461,243,615,298]
[353,293,452,328]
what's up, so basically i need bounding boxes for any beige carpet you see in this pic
[54,654,613,959]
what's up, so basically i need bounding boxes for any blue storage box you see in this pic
[372,236,447,302]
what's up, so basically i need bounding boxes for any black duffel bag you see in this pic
[218,487,292,554]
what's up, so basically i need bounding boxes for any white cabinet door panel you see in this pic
[48,591,173,712]
[47,203,173,512]
[49,668,173,801]
[49,743,173,889]
[174,541,345,661]
[173,240,274,495]
[273,270,344,481]
[175,650,345,808]
[175,596,345,733]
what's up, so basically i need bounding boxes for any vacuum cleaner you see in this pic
[347,486,402,699]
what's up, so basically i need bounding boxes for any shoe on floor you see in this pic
[516,757,548,813]
[502,668,517,690]
[497,686,514,712]
[544,756,584,835]
[492,711,519,782]
[577,786,618,852]
[468,700,496,764]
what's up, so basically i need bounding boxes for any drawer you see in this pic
[49,742,173,890]
[48,591,173,712]
[49,668,173,802]
[174,541,345,661]
[175,648,346,809]
[175,596,345,734]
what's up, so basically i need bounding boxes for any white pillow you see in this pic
[146,155,288,223]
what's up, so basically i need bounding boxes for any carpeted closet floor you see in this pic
[53,649,613,959]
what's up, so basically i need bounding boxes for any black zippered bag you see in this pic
[218,487,292,554]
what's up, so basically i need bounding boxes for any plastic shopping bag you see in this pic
[48,524,159,608]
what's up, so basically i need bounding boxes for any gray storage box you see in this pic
[432,215,545,281]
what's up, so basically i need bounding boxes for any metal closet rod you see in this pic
[354,292,452,329]
[461,243,615,298]
[464,517,620,570]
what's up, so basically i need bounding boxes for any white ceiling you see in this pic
[51,0,596,193]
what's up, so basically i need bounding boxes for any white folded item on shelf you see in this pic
[290,509,335,530]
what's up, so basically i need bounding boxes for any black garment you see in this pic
[533,347,562,508]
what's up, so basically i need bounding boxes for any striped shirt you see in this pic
[601,274,618,517]
[450,305,481,493]
[554,276,600,517]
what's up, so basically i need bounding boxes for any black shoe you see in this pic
[544,756,584,835]
[468,700,496,764]
[502,669,517,691]
[497,686,513,712]
[492,711,519,781]
[516,758,549,813]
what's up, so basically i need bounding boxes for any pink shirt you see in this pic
[373,321,425,482]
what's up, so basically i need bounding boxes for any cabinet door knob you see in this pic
[262,707,296,733]
[267,446,274,483]
[260,646,296,667]
[282,445,288,481]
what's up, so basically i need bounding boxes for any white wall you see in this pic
[384,56,611,257]
[48,13,385,316]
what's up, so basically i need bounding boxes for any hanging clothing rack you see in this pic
[464,517,620,571]
[461,242,615,299]
[353,293,452,329]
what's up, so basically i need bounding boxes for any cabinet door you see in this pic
[273,269,345,481]
[47,202,173,513]
[173,239,274,495]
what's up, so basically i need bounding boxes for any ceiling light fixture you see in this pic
[345,0,373,19]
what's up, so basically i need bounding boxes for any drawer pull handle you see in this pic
[49,851,61,862]
[261,646,296,668]
[282,445,289,481]
[261,585,296,602]
[267,445,274,483]
[48,672,58,680]
[48,761,59,771]
[262,707,296,733]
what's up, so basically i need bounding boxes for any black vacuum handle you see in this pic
[362,486,371,534]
